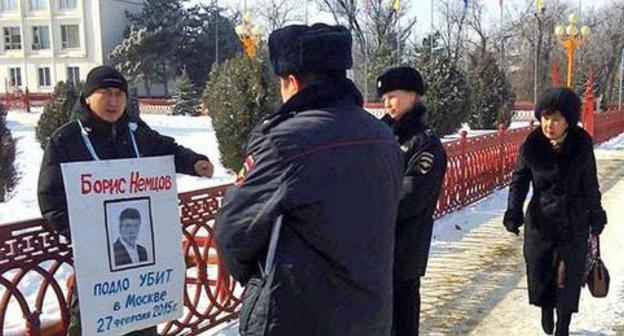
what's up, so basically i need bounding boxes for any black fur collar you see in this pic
[523,126,593,167]
[275,77,363,117]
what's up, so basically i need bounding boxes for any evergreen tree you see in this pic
[181,2,242,88]
[36,82,80,149]
[467,51,515,130]
[414,34,472,136]
[0,104,18,202]
[110,0,241,96]
[173,69,200,116]
[123,0,188,96]
[203,53,279,171]
[110,28,158,97]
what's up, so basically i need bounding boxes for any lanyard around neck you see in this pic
[77,119,141,161]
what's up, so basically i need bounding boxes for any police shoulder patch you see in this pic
[235,154,257,186]
[416,151,434,174]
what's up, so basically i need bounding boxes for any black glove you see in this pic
[590,209,607,235]
[504,221,520,236]
[503,210,523,236]
[591,222,605,235]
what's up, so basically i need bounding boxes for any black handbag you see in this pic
[586,235,610,298]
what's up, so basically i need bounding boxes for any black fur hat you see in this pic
[268,23,352,76]
[376,66,426,97]
[534,87,581,126]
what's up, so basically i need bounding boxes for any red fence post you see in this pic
[497,124,506,186]
[459,130,468,205]
[24,87,31,113]
[25,310,41,336]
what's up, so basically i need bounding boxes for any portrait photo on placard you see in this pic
[104,197,156,272]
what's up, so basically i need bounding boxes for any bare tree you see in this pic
[315,0,415,58]
[501,0,569,101]
[576,3,624,104]
[436,0,469,66]
[313,0,416,99]
[253,0,302,31]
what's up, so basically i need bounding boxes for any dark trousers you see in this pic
[68,283,158,336]
[392,278,421,336]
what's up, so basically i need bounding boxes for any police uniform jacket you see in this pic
[215,77,404,335]
[381,103,447,280]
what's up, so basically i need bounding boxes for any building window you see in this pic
[61,25,79,49]
[2,0,18,11]
[9,67,22,86]
[32,26,50,50]
[38,67,51,87]
[67,67,79,85]
[58,0,76,10]
[4,27,21,50]
[30,0,46,10]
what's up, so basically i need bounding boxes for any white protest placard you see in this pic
[62,156,184,335]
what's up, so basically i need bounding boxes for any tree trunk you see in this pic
[143,76,151,97]
[161,63,169,97]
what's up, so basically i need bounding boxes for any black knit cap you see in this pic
[268,23,352,76]
[534,87,581,126]
[83,65,128,97]
[376,66,426,97]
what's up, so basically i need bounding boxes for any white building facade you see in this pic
[0,0,141,93]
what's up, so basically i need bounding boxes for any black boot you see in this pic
[555,310,571,336]
[541,307,554,334]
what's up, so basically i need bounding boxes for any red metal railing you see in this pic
[0,185,242,336]
[435,124,534,218]
[2,110,624,335]
[594,107,624,144]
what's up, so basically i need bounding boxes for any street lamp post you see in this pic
[619,47,623,110]
[235,12,263,59]
[555,13,590,88]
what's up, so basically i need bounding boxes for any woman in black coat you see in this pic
[504,88,607,336]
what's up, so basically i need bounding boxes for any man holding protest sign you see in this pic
[37,65,213,335]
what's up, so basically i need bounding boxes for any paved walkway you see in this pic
[209,141,624,336]
[420,149,624,335]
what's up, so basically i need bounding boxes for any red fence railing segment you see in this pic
[594,108,624,144]
[2,110,623,335]
[0,218,73,336]
[433,123,537,218]
[160,185,243,336]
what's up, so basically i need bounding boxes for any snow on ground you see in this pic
[2,109,622,335]
[208,132,624,336]
[0,110,235,224]
[595,132,624,160]
[442,121,531,142]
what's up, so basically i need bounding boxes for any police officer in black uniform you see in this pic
[377,66,448,336]
[215,24,404,335]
